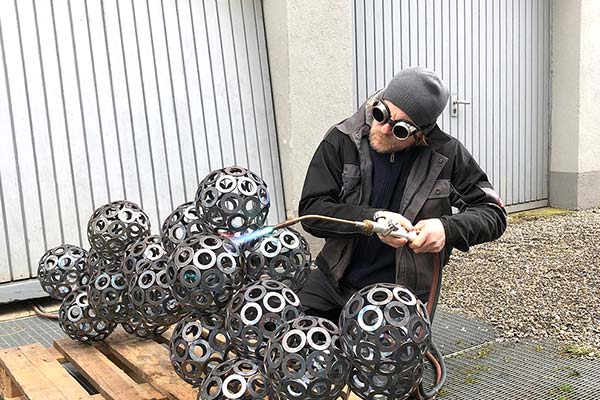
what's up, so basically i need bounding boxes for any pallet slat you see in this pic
[0,344,97,400]
[54,338,166,400]
[98,330,196,400]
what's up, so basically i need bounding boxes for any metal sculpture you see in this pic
[126,235,187,326]
[166,234,245,313]
[198,358,270,400]
[161,201,208,253]
[170,313,237,387]
[58,287,117,343]
[87,200,151,260]
[339,284,432,400]
[88,267,130,323]
[37,244,89,300]
[225,279,302,360]
[195,166,270,234]
[265,316,351,400]
[121,310,170,339]
[243,228,311,291]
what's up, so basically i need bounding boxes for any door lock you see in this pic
[451,95,471,117]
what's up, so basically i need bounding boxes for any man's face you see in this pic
[369,100,419,153]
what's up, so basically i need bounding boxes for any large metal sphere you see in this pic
[198,358,270,400]
[88,267,130,323]
[225,280,302,360]
[160,201,208,253]
[265,316,351,400]
[166,234,245,314]
[339,284,431,400]
[194,166,270,234]
[126,235,187,326]
[243,227,311,291]
[87,200,151,260]
[37,244,89,300]
[170,313,237,387]
[58,287,117,343]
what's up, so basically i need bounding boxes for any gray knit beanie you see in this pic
[382,67,449,127]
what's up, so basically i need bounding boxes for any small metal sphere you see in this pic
[87,200,151,260]
[37,244,89,300]
[226,279,302,360]
[161,201,208,253]
[126,235,188,326]
[58,286,117,343]
[198,358,270,400]
[166,234,245,313]
[339,284,431,399]
[243,227,312,291]
[265,316,351,400]
[88,267,131,323]
[195,166,270,234]
[121,310,170,339]
[170,313,237,387]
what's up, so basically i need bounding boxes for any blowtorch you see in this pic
[272,214,419,241]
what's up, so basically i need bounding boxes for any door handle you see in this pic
[451,95,471,117]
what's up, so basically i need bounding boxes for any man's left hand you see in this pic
[409,219,446,253]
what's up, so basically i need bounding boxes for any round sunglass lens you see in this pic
[372,107,386,123]
[393,125,410,139]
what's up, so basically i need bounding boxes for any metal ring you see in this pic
[193,249,216,270]
[306,327,331,351]
[221,374,247,399]
[263,292,285,313]
[282,329,306,353]
[393,287,417,306]
[240,302,262,326]
[357,305,384,332]
[367,287,394,306]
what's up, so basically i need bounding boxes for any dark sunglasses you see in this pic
[371,101,421,141]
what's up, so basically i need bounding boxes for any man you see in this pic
[298,67,507,322]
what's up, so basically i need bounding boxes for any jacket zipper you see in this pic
[390,152,395,163]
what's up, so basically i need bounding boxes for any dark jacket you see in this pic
[298,93,507,298]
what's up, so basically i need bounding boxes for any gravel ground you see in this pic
[440,208,600,351]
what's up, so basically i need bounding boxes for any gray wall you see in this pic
[0,0,284,286]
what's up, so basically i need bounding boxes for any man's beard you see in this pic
[369,125,413,153]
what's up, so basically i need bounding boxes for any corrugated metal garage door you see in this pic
[0,0,283,291]
[353,0,551,210]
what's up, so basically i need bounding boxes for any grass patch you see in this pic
[560,344,596,358]
[471,343,494,359]
[508,207,573,223]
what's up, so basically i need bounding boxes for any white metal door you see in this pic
[353,0,551,210]
[0,0,283,293]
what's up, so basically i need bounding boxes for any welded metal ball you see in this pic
[265,316,351,400]
[58,286,117,343]
[338,284,431,399]
[195,166,270,234]
[198,358,270,400]
[225,279,302,360]
[166,234,245,313]
[243,227,311,291]
[88,267,131,323]
[126,236,188,326]
[161,201,208,253]
[121,309,170,339]
[37,244,89,300]
[87,200,151,260]
[170,313,237,387]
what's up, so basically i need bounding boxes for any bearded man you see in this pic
[297,67,507,322]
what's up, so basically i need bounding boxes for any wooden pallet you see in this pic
[0,328,362,400]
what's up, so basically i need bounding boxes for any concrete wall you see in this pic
[262,0,354,220]
[551,0,600,209]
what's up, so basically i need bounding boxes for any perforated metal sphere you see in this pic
[195,166,270,234]
[225,280,302,360]
[339,284,431,399]
[37,244,89,300]
[265,316,351,400]
[88,267,131,323]
[126,235,188,326]
[58,287,117,343]
[121,310,170,339]
[87,249,123,276]
[161,201,208,253]
[243,228,311,291]
[170,313,237,387]
[87,200,151,260]
[198,358,270,400]
[166,234,245,313]
[348,364,423,400]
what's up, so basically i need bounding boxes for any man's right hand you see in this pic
[374,211,414,248]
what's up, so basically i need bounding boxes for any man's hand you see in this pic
[409,218,446,253]
[375,211,413,248]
